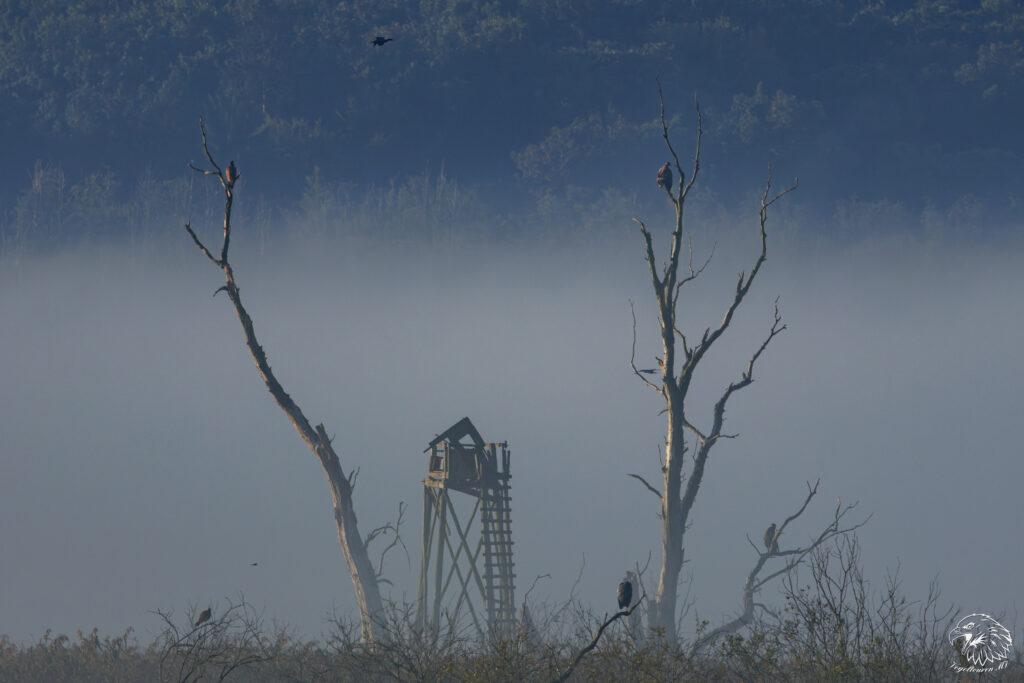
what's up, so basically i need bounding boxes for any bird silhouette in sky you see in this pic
[372,36,393,46]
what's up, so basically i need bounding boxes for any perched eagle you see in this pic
[195,606,212,627]
[656,162,673,193]
[948,614,1012,667]
[225,161,239,188]
[617,576,633,610]
[372,36,393,46]
[763,523,778,553]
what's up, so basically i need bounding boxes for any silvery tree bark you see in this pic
[629,85,796,641]
[182,119,385,644]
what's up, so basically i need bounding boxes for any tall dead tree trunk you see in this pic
[182,119,384,644]
[629,86,796,641]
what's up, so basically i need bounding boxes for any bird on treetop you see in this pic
[657,162,673,193]
[372,36,393,46]
[617,575,633,610]
[195,606,212,626]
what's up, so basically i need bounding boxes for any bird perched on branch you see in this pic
[763,523,779,553]
[195,606,212,626]
[225,161,240,188]
[656,162,673,193]
[372,36,393,46]
[617,576,633,610]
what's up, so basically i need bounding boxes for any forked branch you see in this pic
[692,481,869,651]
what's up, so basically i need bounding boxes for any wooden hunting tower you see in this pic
[417,417,515,636]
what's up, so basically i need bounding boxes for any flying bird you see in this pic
[638,368,657,375]
[195,606,212,626]
[372,36,393,46]
[763,523,778,552]
[617,576,633,610]
[656,162,673,193]
[225,161,239,188]
[948,614,1013,667]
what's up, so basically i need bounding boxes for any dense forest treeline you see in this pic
[1,0,1021,250]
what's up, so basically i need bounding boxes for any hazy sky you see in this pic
[1,213,1021,645]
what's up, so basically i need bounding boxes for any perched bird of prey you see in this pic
[763,523,778,552]
[948,614,1013,667]
[656,162,673,193]
[195,606,212,626]
[372,36,393,46]
[617,576,633,610]
[225,161,240,188]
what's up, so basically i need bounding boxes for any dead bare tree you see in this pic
[628,83,797,640]
[181,118,385,644]
[692,480,869,651]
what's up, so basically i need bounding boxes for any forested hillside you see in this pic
[1,0,1021,248]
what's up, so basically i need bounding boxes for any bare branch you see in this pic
[190,116,225,186]
[629,300,662,391]
[368,501,411,583]
[636,550,653,578]
[551,588,648,683]
[523,573,551,606]
[632,218,663,293]
[682,167,793,384]
[184,221,221,267]
[692,482,870,652]
[626,472,662,500]
[703,298,787,445]
[676,238,715,297]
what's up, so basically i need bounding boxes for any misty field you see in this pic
[2,539,1021,683]
[4,2,1024,680]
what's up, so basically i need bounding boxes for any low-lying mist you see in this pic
[1,219,1021,646]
